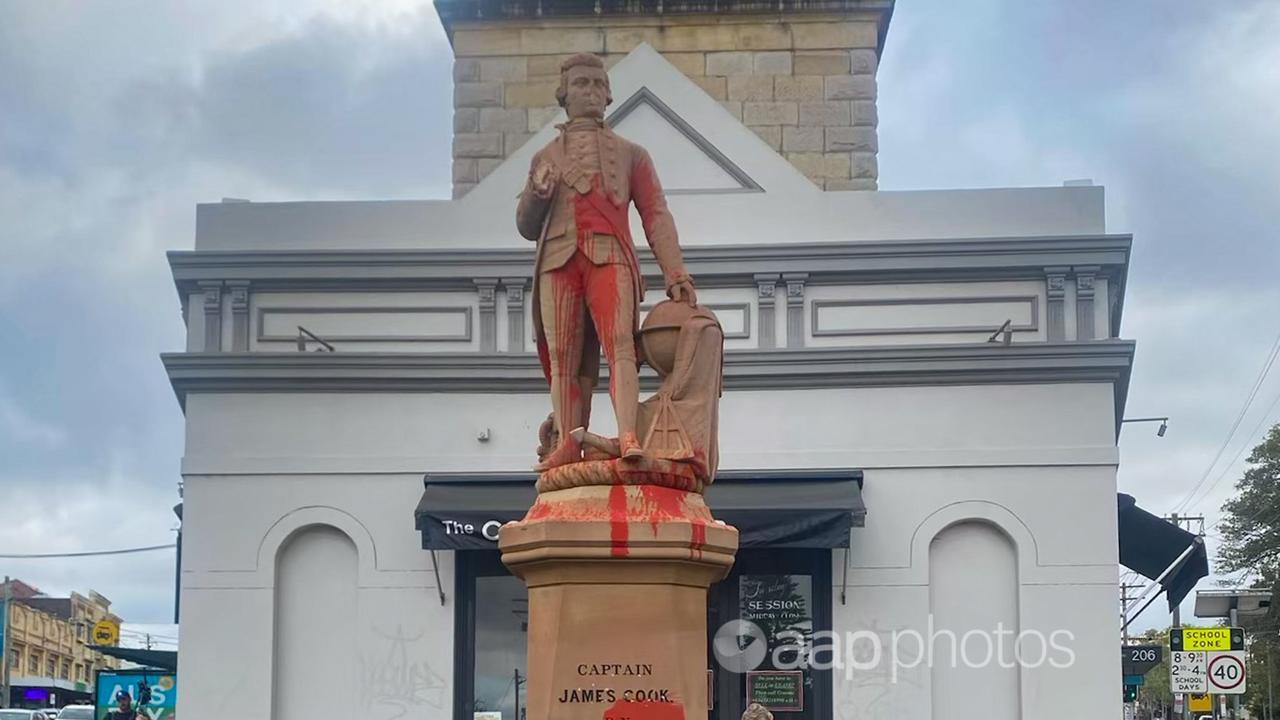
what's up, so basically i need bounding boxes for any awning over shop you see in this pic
[1117,493,1209,610]
[90,645,178,672]
[415,469,865,551]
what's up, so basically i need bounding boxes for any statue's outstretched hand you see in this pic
[668,279,698,306]
[530,161,559,199]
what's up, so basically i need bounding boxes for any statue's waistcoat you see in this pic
[542,121,635,271]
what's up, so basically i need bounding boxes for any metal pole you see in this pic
[2,576,11,709]
[1174,604,1186,720]
[1122,583,1131,642]
[1230,607,1240,720]
[1267,640,1274,720]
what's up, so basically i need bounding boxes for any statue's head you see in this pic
[556,52,612,119]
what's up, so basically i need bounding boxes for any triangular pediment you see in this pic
[607,87,758,193]
[462,43,816,207]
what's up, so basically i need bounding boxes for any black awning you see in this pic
[1117,493,1209,610]
[415,470,865,551]
[89,645,178,672]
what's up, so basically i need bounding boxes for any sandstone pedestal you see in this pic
[500,479,738,720]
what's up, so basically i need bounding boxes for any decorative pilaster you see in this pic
[1045,267,1068,342]
[227,281,251,352]
[783,272,808,348]
[502,278,527,353]
[1108,277,1122,340]
[1074,266,1099,341]
[476,278,499,352]
[198,281,223,352]
[754,273,779,349]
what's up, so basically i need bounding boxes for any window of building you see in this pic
[76,663,86,682]
[8,647,19,670]
[710,550,832,720]
[47,657,56,678]
[455,553,527,720]
[28,652,40,675]
[61,661,71,680]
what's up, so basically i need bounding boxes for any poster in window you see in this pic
[739,574,813,716]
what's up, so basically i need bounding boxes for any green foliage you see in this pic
[1214,423,1280,718]
[1136,627,1172,712]
[1217,424,1280,576]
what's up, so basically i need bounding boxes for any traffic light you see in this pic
[1123,684,1138,702]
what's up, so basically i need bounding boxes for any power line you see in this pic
[1171,327,1280,515]
[0,543,176,559]
[1199,391,1280,525]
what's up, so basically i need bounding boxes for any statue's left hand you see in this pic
[668,280,698,306]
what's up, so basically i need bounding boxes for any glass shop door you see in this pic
[708,549,832,720]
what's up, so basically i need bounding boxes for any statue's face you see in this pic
[563,64,609,119]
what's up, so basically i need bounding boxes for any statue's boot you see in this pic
[619,431,644,460]
[570,428,620,458]
[534,436,582,472]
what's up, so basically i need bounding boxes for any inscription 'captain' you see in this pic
[578,664,654,677]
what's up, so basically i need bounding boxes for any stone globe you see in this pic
[639,300,717,376]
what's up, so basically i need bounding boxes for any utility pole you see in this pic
[513,668,525,720]
[1121,582,1145,719]
[1121,583,1146,642]
[2,576,12,709]
[1163,512,1205,720]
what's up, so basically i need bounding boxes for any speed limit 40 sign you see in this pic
[1207,651,1247,694]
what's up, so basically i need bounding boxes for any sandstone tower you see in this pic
[437,0,893,197]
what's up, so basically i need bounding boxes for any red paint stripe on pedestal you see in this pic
[609,483,630,556]
[603,700,686,720]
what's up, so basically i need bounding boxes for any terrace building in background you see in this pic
[2,580,122,709]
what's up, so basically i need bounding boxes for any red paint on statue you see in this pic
[690,522,706,560]
[603,700,686,720]
[524,499,552,521]
[573,177,616,242]
[637,484,687,528]
[634,485,709,557]
[609,483,630,556]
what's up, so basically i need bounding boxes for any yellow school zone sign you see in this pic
[1179,627,1233,652]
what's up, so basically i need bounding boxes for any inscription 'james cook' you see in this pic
[558,664,671,703]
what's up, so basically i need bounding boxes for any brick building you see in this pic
[441,0,888,196]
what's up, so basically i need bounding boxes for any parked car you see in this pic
[0,710,52,720]
[55,707,95,720]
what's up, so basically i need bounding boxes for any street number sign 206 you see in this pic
[1170,651,1208,694]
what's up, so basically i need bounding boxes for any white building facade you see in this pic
[167,9,1133,720]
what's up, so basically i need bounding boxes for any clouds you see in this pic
[190,11,453,197]
[0,0,451,625]
[1,0,1276,633]
[877,0,1280,627]
[879,0,1280,286]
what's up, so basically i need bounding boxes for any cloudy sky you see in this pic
[2,0,1278,638]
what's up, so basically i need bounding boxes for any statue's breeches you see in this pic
[539,251,638,438]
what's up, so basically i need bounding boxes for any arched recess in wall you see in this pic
[255,505,379,587]
[928,521,1022,720]
[272,524,359,720]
